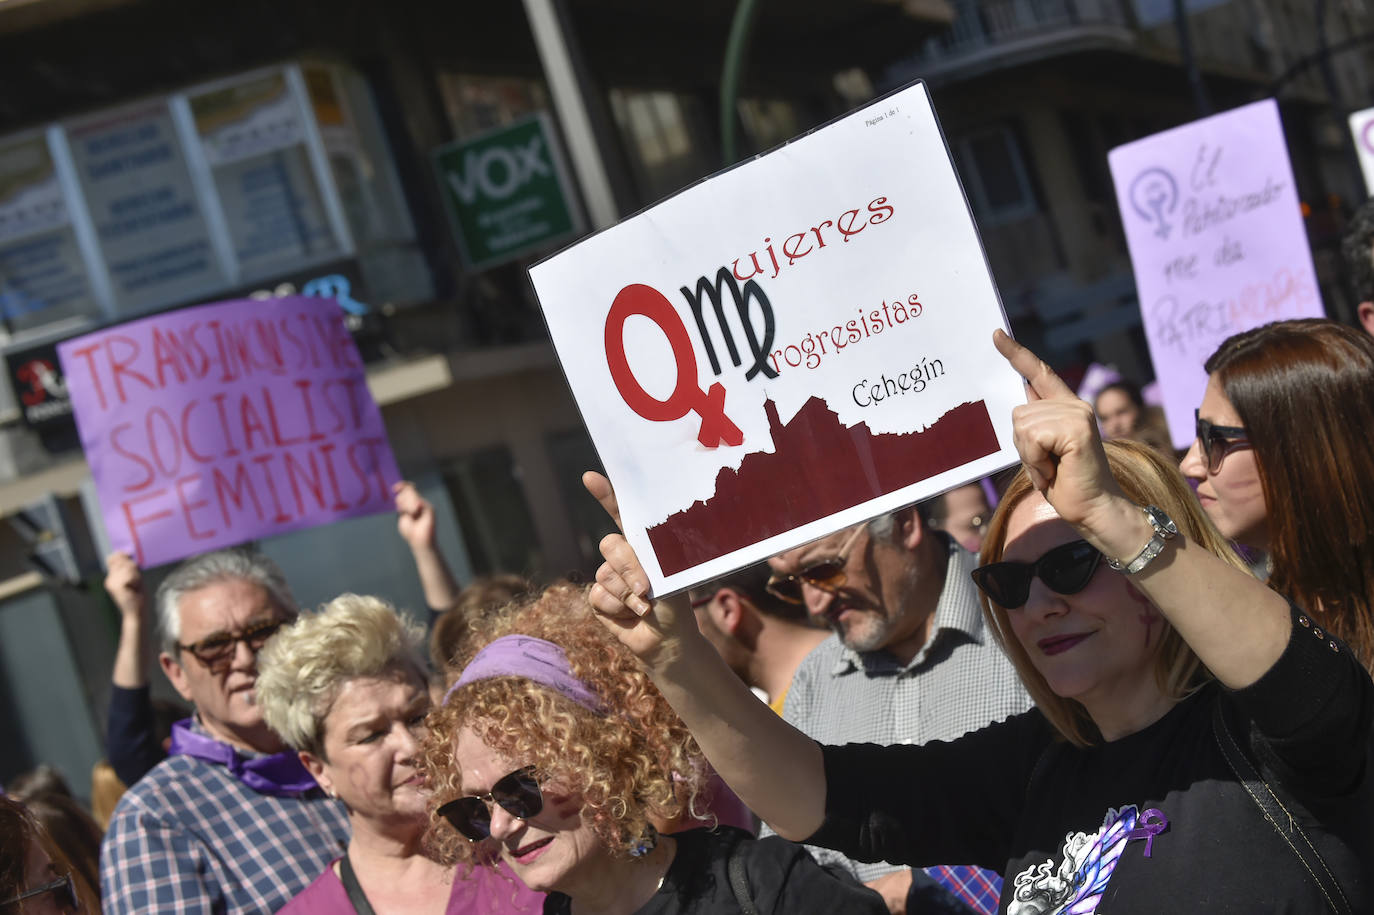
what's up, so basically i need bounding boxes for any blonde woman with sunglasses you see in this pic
[588,332,1374,913]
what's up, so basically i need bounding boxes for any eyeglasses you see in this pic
[1194,409,1250,474]
[765,524,867,605]
[3,873,79,910]
[970,540,1104,609]
[437,766,543,841]
[176,618,284,669]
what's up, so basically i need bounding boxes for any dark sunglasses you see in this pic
[1194,409,1250,474]
[437,766,542,841]
[4,873,79,910]
[970,540,1104,609]
[176,618,284,669]
[765,524,867,605]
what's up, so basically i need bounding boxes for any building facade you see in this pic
[1,0,1369,792]
[0,0,955,791]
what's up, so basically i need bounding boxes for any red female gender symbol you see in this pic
[604,284,743,448]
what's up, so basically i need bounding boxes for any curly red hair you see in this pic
[419,583,707,867]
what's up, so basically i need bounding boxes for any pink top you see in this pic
[681,772,757,835]
[278,858,544,915]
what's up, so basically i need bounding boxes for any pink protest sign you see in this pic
[58,296,400,566]
[1108,99,1323,449]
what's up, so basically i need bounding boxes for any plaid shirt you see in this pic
[100,724,350,915]
[778,540,1031,914]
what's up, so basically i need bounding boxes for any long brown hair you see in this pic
[1206,319,1374,670]
[979,440,1248,746]
[0,795,100,913]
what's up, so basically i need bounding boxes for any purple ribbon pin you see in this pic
[1125,808,1168,857]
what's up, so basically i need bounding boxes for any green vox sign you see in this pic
[434,113,583,270]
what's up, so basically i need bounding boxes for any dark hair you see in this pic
[0,796,99,914]
[1094,380,1145,412]
[1206,319,1374,669]
[5,765,72,804]
[1341,197,1374,307]
[430,574,532,673]
[0,796,35,908]
[20,796,102,905]
[688,561,808,623]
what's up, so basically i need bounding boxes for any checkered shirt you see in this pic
[776,540,1031,914]
[100,729,350,915]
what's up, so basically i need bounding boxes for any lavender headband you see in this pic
[445,634,606,713]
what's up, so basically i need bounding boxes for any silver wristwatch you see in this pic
[1106,505,1178,575]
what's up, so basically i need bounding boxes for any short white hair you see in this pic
[155,549,296,655]
[254,593,428,757]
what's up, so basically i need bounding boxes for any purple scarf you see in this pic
[168,718,319,797]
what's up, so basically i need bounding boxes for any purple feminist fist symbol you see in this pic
[1125,808,1169,858]
[1128,168,1179,241]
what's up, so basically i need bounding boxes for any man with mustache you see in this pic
[100,549,349,914]
[765,503,1029,914]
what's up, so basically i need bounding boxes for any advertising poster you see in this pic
[435,113,583,270]
[67,103,227,313]
[530,81,1024,594]
[58,296,400,567]
[0,136,98,330]
[0,137,68,244]
[190,73,341,277]
[1109,99,1323,448]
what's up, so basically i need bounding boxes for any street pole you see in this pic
[1315,0,1368,198]
[522,0,620,230]
[720,0,761,167]
[1172,0,1212,117]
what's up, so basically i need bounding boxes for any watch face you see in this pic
[1145,506,1177,537]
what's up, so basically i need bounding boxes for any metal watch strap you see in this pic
[1106,505,1178,575]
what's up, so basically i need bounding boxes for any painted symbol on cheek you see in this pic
[1125,581,1162,648]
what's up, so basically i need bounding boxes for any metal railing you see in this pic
[928,0,1132,56]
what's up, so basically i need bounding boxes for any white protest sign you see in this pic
[1108,99,1323,450]
[530,81,1024,594]
[1350,105,1374,196]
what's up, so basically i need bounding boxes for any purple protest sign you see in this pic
[1348,106,1374,197]
[1109,99,1323,449]
[58,296,400,567]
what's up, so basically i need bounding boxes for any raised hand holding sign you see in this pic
[534,81,1026,593]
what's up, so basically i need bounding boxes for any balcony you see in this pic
[905,0,1135,78]
[890,0,1276,88]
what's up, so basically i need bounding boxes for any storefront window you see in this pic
[443,445,543,578]
[439,74,549,138]
[0,135,99,334]
[66,100,229,317]
[188,71,344,282]
[608,88,713,204]
[738,98,802,156]
[305,65,432,307]
[0,60,434,347]
[545,427,613,573]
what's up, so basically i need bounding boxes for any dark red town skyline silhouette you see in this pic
[646,395,1000,576]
